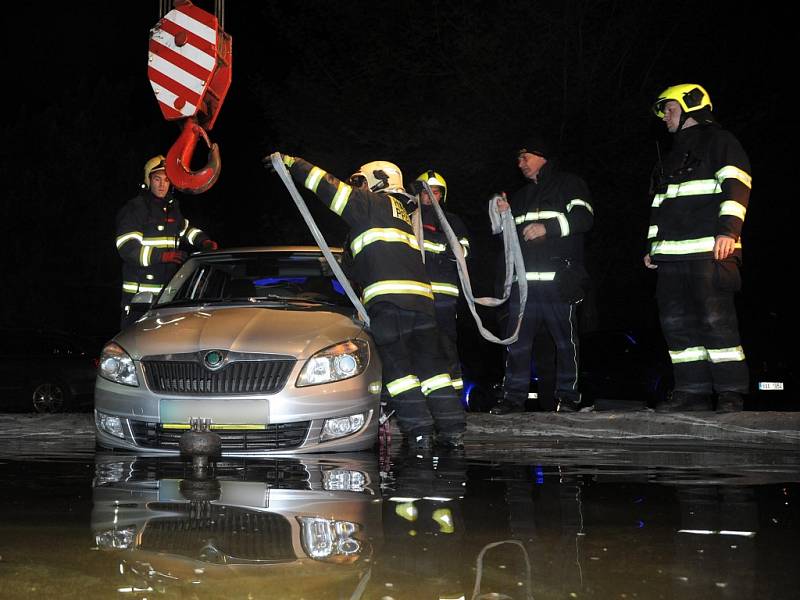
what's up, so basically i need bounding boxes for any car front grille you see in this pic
[112,458,312,488]
[130,421,310,452]
[139,504,295,562]
[142,358,296,395]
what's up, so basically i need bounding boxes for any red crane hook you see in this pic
[165,118,221,194]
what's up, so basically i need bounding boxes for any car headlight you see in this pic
[96,526,137,550]
[296,339,369,387]
[323,469,368,493]
[321,413,367,441]
[95,411,126,439]
[297,517,363,563]
[99,343,139,386]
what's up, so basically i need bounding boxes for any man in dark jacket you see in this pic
[412,170,470,392]
[490,136,594,414]
[116,155,217,329]
[273,154,466,450]
[645,84,751,412]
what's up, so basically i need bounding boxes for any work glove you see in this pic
[202,239,219,251]
[160,250,188,265]
[262,153,296,172]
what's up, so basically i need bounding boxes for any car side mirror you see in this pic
[130,291,155,306]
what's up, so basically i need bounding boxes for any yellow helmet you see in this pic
[653,84,712,118]
[143,155,167,188]
[415,170,447,203]
[358,160,405,194]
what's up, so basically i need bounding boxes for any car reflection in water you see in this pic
[91,453,381,597]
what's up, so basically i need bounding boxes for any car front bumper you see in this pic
[94,366,382,455]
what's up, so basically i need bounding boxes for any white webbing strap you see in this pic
[420,183,527,345]
[270,153,370,325]
[411,206,426,264]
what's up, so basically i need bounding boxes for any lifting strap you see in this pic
[416,182,528,345]
[269,153,370,326]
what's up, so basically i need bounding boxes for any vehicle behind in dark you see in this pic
[462,326,794,412]
[0,329,99,412]
[462,329,672,412]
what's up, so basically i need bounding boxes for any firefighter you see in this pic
[270,154,466,450]
[116,155,218,329]
[412,170,470,393]
[490,135,594,414]
[645,84,751,412]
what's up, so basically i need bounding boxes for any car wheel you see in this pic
[31,381,70,413]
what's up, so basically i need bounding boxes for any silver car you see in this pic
[95,247,382,455]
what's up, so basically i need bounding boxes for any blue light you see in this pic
[461,382,475,409]
[253,277,307,286]
[535,466,544,484]
[332,280,346,295]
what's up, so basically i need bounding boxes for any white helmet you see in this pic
[358,160,405,194]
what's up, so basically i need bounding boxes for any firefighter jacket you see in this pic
[414,203,469,300]
[289,158,435,316]
[648,123,751,263]
[508,162,594,283]
[115,190,210,296]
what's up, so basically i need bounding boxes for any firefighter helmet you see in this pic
[415,170,447,203]
[143,155,167,188]
[359,160,405,194]
[653,84,712,118]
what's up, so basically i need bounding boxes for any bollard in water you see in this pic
[179,418,222,472]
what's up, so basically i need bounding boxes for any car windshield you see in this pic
[156,251,354,309]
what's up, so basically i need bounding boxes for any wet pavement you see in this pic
[0,414,798,599]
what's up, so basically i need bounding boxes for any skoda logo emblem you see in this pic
[203,350,225,371]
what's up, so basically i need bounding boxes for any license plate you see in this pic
[160,398,269,423]
[758,382,784,391]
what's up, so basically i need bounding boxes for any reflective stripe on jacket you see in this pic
[648,125,751,262]
[116,191,209,295]
[289,158,435,315]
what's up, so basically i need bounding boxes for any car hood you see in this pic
[116,305,366,360]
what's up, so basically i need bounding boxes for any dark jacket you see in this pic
[289,158,434,316]
[648,124,751,263]
[416,203,469,301]
[116,190,210,297]
[508,162,594,278]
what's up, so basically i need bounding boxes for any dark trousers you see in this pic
[656,260,748,394]
[503,284,579,408]
[370,303,466,436]
[434,298,462,387]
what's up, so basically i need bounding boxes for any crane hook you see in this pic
[165,118,221,194]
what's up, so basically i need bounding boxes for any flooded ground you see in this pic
[0,418,798,599]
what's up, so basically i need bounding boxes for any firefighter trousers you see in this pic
[434,297,463,390]
[656,260,748,394]
[369,302,466,436]
[503,284,580,408]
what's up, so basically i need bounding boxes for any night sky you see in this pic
[2,1,791,372]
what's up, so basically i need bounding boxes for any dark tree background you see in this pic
[1,1,790,374]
